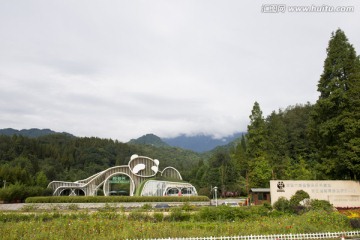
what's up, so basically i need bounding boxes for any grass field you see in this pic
[0,205,356,239]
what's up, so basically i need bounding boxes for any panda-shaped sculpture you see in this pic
[128,154,160,177]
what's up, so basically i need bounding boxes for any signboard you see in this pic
[109,176,130,184]
[270,180,360,208]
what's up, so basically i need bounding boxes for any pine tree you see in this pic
[246,102,272,187]
[312,29,360,179]
[266,110,289,179]
[232,134,248,177]
[246,102,267,158]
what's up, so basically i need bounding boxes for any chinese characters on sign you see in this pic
[109,176,130,184]
[283,182,356,194]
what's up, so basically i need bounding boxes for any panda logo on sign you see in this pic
[277,181,285,192]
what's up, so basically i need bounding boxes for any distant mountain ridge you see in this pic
[0,128,73,138]
[162,132,245,153]
[1,128,245,153]
[128,133,169,147]
[128,132,246,153]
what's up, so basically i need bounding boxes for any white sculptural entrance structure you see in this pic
[48,154,197,197]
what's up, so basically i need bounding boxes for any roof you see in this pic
[250,188,270,193]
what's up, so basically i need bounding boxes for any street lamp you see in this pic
[214,186,218,207]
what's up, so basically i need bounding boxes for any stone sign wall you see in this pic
[270,180,360,208]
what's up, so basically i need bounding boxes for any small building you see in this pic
[250,188,271,205]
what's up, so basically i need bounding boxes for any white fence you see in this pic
[134,231,360,240]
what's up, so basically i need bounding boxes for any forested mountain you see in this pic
[0,128,73,138]
[1,129,243,154]
[128,132,245,153]
[0,133,203,184]
[162,132,244,153]
[128,133,169,147]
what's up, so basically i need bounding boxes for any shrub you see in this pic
[309,199,333,212]
[197,206,250,221]
[0,184,46,203]
[0,183,25,202]
[153,212,164,222]
[290,190,310,207]
[197,206,218,221]
[25,195,210,203]
[262,202,272,210]
[128,211,152,221]
[293,205,307,215]
[273,197,291,212]
[267,210,286,217]
[301,210,349,228]
[248,205,271,217]
[0,212,35,222]
[181,202,195,211]
[350,218,360,229]
[168,208,191,221]
[42,188,54,196]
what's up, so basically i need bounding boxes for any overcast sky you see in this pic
[0,0,359,142]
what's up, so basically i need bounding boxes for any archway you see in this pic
[59,188,85,196]
[106,174,131,196]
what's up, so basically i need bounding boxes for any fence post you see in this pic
[340,233,345,240]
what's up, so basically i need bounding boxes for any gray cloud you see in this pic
[0,0,359,141]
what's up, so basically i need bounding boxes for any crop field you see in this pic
[0,205,357,240]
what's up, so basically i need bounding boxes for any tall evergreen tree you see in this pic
[266,110,289,179]
[246,102,272,187]
[312,29,360,179]
[232,135,248,177]
[246,102,267,158]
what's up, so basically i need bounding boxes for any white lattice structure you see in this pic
[47,155,197,197]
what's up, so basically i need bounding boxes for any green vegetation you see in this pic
[311,29,360,179]
[289,190,310,207]
[0,208,354,239]
[273,191,334,214]
[0,191,356,239]
[128,133,169,147]
[0,183,51,202]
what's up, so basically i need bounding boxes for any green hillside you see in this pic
[128,133,169,148]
